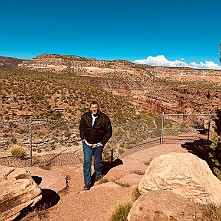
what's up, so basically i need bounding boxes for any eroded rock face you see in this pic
[0,165,42,221]
[128,152,221,220]
[18,54,221,115]
[128,190,206,221]
[138,152,221,206]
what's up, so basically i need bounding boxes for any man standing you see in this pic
[79,101,112,190]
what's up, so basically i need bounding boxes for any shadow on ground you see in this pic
[182,139,214,169]
[91,158,123,186]
[15,188,60,220]
[36,189,60,208]
[181,109,221,175]
[32,176,42,185]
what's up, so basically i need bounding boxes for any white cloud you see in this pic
[134,55,221,70]
[190,61,221,70]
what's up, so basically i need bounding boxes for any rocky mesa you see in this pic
[18,54,221,115]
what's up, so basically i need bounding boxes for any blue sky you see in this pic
[0,0,221,69]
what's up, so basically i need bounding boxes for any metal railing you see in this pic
[0,113,216,167]
[160,113,215,144]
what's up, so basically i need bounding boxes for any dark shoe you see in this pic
[95,175,103,182]
[83,184,91,190]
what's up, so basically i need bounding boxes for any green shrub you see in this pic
[64,130,71,137]
[110,202,132,221]
[131,186,141,202]
[115,182,130,187]
[210,133,221,163]
[10,144,26,159]
[210,133,221,179]
[50,111,62,120]
[38,164,51,170]
[98,177,109,184]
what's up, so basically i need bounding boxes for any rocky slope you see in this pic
[1,53,221,123]
[0,56,25,67]
[18,53,221,115]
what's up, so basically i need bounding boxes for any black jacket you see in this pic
[79,111,112,146]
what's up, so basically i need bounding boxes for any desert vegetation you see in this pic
[0,66,153,157]
[0,66,148,122]
[2,55,221,221]
[109,186,140,221]
[1,63,220,161]
[210,132,221,179]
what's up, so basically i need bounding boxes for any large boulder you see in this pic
[138,152,221,205]
[0,165,42,221]
[128,190,208,221]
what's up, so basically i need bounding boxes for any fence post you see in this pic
[29,118,33,166]
[207,116,211,141]
[160,112,165,144]
[110,126,114,163]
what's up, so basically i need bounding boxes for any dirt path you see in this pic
[21,143,189,221]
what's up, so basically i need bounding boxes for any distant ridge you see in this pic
[18,53,137,72]
[32,53,135,64]
[0,56,26,67]
[34,53,97,61]
[1,52,221,121]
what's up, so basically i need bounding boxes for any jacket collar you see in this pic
[89,110,101,117]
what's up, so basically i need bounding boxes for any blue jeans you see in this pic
[83,141,103,185]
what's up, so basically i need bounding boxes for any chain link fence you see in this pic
[0,119,81,167]
[0,113,216,167]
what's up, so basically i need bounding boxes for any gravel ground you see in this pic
[21,164,132,221]
[14,133,205,221]
[19,139,196,221]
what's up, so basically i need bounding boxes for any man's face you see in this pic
[90,104,99,115]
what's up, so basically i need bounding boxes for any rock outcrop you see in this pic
[17,53,221,115]
[138,152,221,205]
[128,190,207,221]
[128,152,221,220]
[0,165,42,221]
[0,56,24,67]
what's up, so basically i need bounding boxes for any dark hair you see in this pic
[90,101,99,107]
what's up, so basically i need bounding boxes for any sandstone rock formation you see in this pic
[0,56,24,67]
[138,152,221,205]
[128,152,221,220]
[0,165,42,221]
[17,53,221,115]
[2,54,221,123]
[128,190,207,221]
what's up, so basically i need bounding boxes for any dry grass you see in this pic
[109,202,132,221]
[10,144,26,159]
